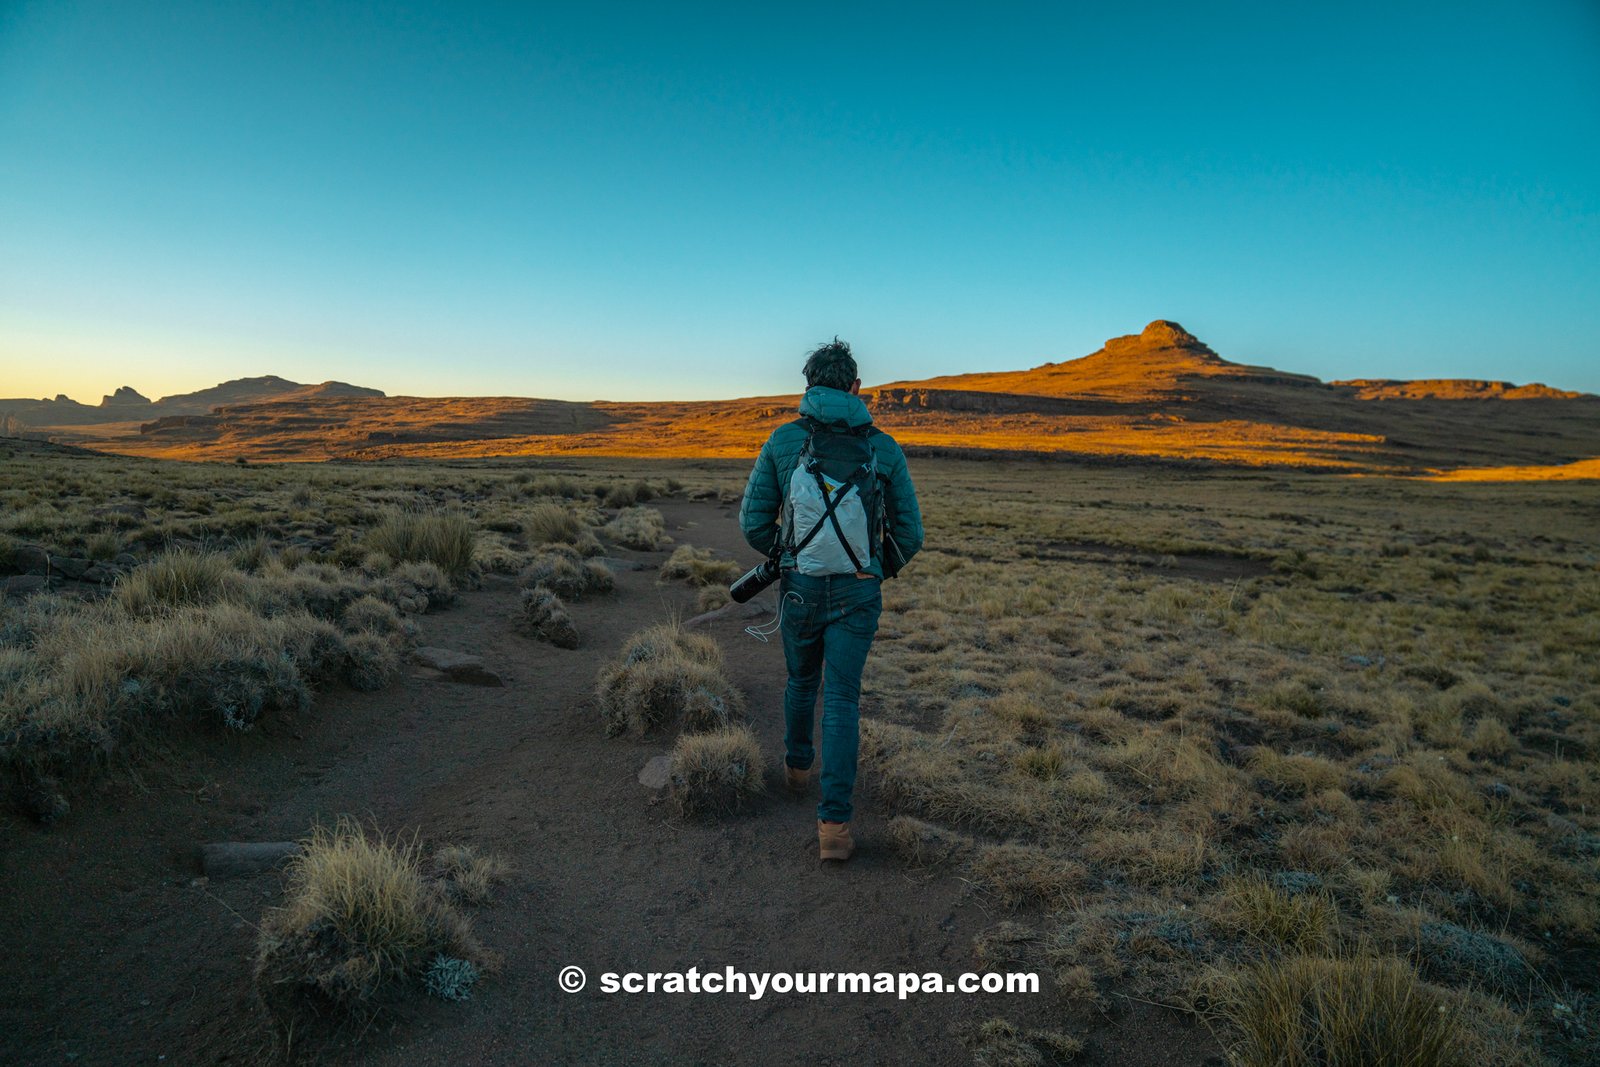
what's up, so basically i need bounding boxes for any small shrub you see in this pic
[254,819,487,1028]
[341,595,410,644]
[423,955,479,1002]
[659,545,741,587]
[344,631,401,692]
[519,549,612,600]
[364,511,475,579]
[595,622,743,735]
[1201,954,1460,1067]
[669,724,765,817]
[519,586,579,649]
[602,506,670,551]
[382,561,455,613]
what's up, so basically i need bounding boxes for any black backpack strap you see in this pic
[817,471,867,572]
[787,472,855,559]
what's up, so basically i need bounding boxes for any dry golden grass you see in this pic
[849,459,1598,1065]
[430,844,511,906]
[254,819,489,1027]
[363,510,476,579]
[522,501,600,553]
[659,544,742,587]
[1200,955,1460,1067]
[115,549,247,613]
[1215,876,1339,954]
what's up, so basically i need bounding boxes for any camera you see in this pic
[729,557,781,603]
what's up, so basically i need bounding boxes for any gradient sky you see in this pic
[2,1,1597,403]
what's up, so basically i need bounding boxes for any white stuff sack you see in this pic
[786,466,871,575]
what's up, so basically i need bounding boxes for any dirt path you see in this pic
[1,499,1218,1066]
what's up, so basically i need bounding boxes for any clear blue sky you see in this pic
[2,0,1597,402]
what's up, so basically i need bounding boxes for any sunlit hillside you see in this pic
[5,322,1596,477]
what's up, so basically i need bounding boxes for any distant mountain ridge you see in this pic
[0,376,384,433]
[4,323,1596,476]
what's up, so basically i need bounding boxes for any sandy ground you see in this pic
[0,498,1221,1066]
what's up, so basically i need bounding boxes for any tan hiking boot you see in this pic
[818,820,854,862]
[785,764,812,795]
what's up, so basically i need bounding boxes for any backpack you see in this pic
[779,417,886,576]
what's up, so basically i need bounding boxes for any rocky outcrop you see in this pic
[100,386,151,407]
[1101,320,1219,360]
[139,415,220,434]
[1332,378,1591,401]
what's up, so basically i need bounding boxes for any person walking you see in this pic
[739,339,923,862]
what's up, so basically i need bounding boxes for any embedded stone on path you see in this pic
[411,646,506,687]
[198,841,302,879]
[638,755,673,790]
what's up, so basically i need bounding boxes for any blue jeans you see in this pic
[779,571,883,823]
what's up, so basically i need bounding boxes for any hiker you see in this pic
[739,339,924,862]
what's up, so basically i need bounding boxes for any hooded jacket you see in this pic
[739,386,924,579]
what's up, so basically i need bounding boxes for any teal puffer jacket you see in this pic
[739,386,924,578]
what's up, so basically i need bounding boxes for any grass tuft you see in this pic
[1201,954,1461,1067]
[364,511,475,579]
[669,724,765,817]
[254,818,487,1029]
[595,621,744,736]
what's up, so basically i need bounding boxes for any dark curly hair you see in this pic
[802,338,858,391]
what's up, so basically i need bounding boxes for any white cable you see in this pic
[745,590,804,643]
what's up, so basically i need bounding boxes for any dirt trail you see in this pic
[1,499,1218,1066]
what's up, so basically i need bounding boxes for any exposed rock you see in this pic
[638,754,673,790]
[113,552,140,567]
[1,575,48,595]
[1333,378,1587,401]
[100,386,151,407]
[199,841,302,878]
[411,646,505,687]
[1102,319,1216,359]
[49,556,92,580]
[79,564,118,584]
[413,646,480,672]
[9,545,49,575]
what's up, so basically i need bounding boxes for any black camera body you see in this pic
[729,558,781,603]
